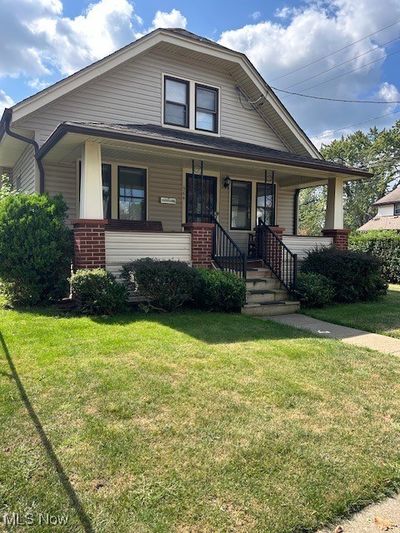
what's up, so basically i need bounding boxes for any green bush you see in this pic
[0,193,72,305]
[71,269,127,315]
[121,258,198,312]
[193,268,246,312]
[296,272,335,308]
[301,247,387,303]
[349,230,400,284]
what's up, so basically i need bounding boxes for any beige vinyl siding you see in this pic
[276,187,295,235]
[282,236,332,260]
[44,162,77,223]
[17,48,287,151]
[13,145,35,193]
[105,232,191,278]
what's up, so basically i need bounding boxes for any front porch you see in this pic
[38,125,359,284]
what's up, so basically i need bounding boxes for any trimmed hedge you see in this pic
[301,247,387,303]
[296,272,335,308]
[193,268,246,312]
[0,193,72,305]
[122,258,198,312]
[349,230,400,284]
[71,269,127,315]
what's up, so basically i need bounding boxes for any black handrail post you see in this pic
[293,253,298,289]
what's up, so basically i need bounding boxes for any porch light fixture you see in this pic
[223,176,231,188]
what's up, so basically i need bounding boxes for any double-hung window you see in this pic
[230,180,252,230]
[118,166,147,221]
[395,202,400,215]
[256,183,275,225]
[164,76,189,128]
[195,84,218,133]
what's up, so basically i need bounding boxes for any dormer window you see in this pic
[164,76,189,128]
[195,84,218,133]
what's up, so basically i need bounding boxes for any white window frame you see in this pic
[162,73,221,136]
[395,202,400,216]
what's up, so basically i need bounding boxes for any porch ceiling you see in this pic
[39,127,367,189]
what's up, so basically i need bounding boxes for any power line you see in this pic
[284,34,400,90]
[295,46,400,94]
[271,86,400,104]
[312,108,400,138]
[271,18,400,82]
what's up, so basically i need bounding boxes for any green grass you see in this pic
[302,284,400,339]
[1,308,400,532]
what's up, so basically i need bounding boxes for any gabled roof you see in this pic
[6,27,322,159]
[38,121,371,178]
[359,216,400,231]
[373,187,400,206]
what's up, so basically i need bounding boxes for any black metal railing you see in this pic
[256,218,297,292]
[212,217,246,279]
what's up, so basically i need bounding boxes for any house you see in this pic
[358,187,400,231]
[0,28,370,315]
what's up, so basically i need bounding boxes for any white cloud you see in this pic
[152,8,187,29]
[27,78,51,91]
[250,11,261,21]
[0,90,15,116]
[378,82,400,103]
[219,0,400,142]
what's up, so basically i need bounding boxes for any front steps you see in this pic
[242,262,300,317]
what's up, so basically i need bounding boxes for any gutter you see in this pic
[1,108,45,193]
[37,122,372,179]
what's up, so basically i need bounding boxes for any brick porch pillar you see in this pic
[183,222,215,268]
[73,219,106,270]
[266,226,284,273]
[322,228,350,251]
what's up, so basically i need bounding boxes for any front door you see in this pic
[186,173,217,223]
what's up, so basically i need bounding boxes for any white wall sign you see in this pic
[160,197,177,205]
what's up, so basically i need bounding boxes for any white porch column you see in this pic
[80,141,103,219]
[325,176,344,229]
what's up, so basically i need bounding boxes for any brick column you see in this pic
[73,219,106,270]
[266,226,284,273]
[322,228,350,250]
[183,222,215,268]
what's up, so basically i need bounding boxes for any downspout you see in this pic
[2,108,45,193]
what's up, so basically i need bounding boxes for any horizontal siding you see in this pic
[105,231,191,277]
[282,236,332,259]
[44,162,77,222]
[277,188,295,236]
[18,48,287,150]
[13,145,35,193]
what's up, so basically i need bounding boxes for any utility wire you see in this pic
[271,19,400,82]
[285,34,400,90]
[283,46,400,96]
[272,86,400,104]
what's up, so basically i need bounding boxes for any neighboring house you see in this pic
[358,187,400,231]
[0,28,370,315]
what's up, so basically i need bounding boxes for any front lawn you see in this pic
[1,309,400,532]
[303,284,400,339]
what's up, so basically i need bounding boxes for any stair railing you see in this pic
[212,217,246,279]
[256,218,297,292]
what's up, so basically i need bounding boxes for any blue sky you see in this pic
[1,0,400,146]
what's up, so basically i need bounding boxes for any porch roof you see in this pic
[38,121,371,179]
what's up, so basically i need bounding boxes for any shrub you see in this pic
[301,247,387,303]
[193,268,246,312]
[0,193,72,305]
[121,258,198,312]
[296,272,335,308]
[349,230,400,284]
[70,269,127,315]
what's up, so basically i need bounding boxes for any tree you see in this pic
[321,122,400,230]
[298,186,326,235]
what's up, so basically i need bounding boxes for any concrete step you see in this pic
[246,289,289,304]
[246,277,281,290]
[242,301,300,317]
[246,269,273,279]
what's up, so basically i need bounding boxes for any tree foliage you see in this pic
[298,186,326,235]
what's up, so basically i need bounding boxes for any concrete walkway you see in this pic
[268,314,400,356]
[318,493,400,532]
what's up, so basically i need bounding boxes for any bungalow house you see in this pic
[358,187,400,231]
[0,28,370,315]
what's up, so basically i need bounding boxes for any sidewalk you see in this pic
[268,314,400,356]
